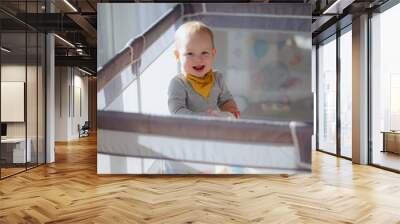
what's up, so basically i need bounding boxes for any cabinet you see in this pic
[382,131,400,154]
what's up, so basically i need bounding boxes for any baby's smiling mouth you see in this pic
[193,65,205,71]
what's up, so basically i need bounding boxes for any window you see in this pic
[371,2,400,171]
[317,37,337,154]
[340,28,352,158]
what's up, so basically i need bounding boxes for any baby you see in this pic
[168,21,240,118]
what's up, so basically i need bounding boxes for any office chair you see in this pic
[79,121,90,138]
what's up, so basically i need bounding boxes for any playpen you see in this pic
[97,3,312,174]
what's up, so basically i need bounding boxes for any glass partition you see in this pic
[0,1,46,179]
[27,30,38,169]
[1,30,28,177]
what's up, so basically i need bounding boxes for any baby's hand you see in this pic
[207,108,218,116]
[207,108,239,119]
[232,111,240,119]
[225,109,240,119]
[220,100,240,119]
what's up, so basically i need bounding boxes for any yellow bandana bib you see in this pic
[185,71,215,100]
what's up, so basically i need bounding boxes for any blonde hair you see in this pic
[175,21,215,48]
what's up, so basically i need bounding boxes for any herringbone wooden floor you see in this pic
[1,134,400,224]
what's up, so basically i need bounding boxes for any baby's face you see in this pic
[175,32,216,77]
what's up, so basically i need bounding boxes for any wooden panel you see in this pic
[88,77,97,131]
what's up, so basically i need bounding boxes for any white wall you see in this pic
[1,65,26,132]
[55,67,68,141]
[71,73,89,138]
[1,65,38,138]
[55,67,89,141]
[1,63,46,164]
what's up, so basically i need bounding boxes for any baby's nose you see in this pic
[194,55,203,62]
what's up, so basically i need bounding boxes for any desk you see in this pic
[1,138,31,163]
[382,131,400,154]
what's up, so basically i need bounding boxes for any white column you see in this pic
[55,67,73,141]
[46,33,55,163]
[46,1,55,163]
[312,45,317,150]
[352,14,369,164]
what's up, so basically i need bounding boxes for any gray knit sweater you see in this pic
[168,71,234,116]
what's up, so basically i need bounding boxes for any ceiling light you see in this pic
[1,47,11,53]
[322,0,354,15]
[323,0,341,14]
[78,67,93,76]
[63,0,78,12]
[54,34,75,48]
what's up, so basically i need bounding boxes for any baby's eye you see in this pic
[202,51,209,55]
[185,52,193,56]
